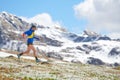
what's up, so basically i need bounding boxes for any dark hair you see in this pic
[31,25,36,28]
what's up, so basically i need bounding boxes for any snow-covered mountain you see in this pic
[0,11,120,66]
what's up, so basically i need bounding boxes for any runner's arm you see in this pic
[22,31,30,38]
[34,36,40,40]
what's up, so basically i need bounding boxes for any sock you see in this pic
[35,57,38,60]
[19,53,23,56]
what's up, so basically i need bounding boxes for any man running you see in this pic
[17,25,40,63]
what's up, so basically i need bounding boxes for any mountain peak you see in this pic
[0,11,15,18]
[83,29,100,37]
[1,11,8,14]
[1,11,10,16]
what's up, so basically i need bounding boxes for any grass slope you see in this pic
[0,56,120,80]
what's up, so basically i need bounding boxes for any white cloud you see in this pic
[21,13,59,27]
[74,0,120,33]
[108,32,120,39]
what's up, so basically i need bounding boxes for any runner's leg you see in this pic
[18,45,31,56]
[29,45,40,62]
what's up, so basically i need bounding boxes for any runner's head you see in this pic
[31,25,37,31]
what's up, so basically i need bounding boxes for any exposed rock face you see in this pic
[0,12,29,32]
[87,57,105,65]
[74,36,85,42]
[47,52,63,60]
[109,47,120,56]
[98,36,111,40]
[83,30,100,37]
[74,30,111,42]
[41,35,63,47]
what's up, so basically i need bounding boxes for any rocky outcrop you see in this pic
[109,47,120,56]
[41,35,63,47]
[47,52,63,60]
[87,57,105,65]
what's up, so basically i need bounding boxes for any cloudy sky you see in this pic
[0,0,120,38]
[74,0,120,38]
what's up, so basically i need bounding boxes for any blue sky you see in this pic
[1,0,119,39]
[0,0,87,34]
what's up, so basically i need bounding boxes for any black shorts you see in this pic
[27,43,33,46]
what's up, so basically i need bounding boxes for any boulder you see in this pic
[109,47,120,56]
[87,57,105,65]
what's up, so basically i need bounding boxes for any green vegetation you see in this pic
[22,77,56,80]
[114,66,120,70]
[0,57,120,80]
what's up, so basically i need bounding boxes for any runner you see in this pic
[17,25,40,63]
